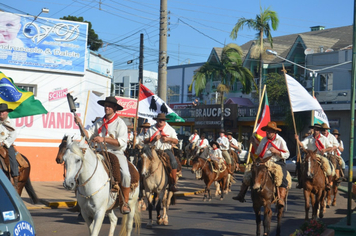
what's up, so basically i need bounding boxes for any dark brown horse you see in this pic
[302,150,327,220]
[251,156,286,236]
[191,156,229,201]
[0,147,39,204]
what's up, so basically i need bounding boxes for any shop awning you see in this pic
[225,97,254,107]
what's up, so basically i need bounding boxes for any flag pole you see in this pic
[246,84,267,164]
[82,90,91,126]
[282,65,301,163]
[133,33,144,147]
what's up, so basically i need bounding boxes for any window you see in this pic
[319,73,333,91]
[114,83,124,96]
[16,84,36,96]
[130,83,139,98]
[168,85,180,103]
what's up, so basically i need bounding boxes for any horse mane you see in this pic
[69,141,85,158]
[142,144,154,159]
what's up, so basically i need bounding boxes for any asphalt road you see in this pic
[29,169,354,236]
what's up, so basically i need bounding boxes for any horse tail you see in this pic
[119,188,141,236]
[25,178,39,204]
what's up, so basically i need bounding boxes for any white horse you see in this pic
[139,144,175,228]
[62,136,140,236]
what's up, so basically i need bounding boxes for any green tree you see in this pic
[189,43,256,128]
[230,6,279,101]
[61,15,103,51]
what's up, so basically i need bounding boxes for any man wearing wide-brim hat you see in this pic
[216,129,233,175]
[208,141,224,164]
[136,122,151,146]
[185,129,200,161]
[0,103,18,190]
[144,113,179,192]
[233,122,290,207]
[295,123,334,190]
[332,129,346,175]
[74,96,132,214]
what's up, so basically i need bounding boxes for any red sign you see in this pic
[115,96,137,117]
[49,88,68,101]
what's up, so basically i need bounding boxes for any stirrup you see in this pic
[121,202,131,214]
[169,184,178,192]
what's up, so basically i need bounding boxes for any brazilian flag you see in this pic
[0,72,48,118]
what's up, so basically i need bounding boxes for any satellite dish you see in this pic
[304,48,314,55]
[325,49,334,52]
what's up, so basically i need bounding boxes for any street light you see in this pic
[24,8,49,33]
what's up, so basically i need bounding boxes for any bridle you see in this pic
[141,149,163,179]
[304,151,321,179]
[252,161,269,191]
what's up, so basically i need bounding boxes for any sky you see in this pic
[0,0,354,73]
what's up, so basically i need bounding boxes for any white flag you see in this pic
[314,109,330,128]
[285,74,323,112]
[83,91,103,129]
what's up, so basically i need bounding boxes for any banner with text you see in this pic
[0,12,88,74]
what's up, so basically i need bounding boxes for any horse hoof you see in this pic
[319,212,324,218]
[146,221,153,229]
[326,205,330,208]
[332,202,336,206]
[220,197,223,201]
[163,216,169,225]
[208,198,212,202]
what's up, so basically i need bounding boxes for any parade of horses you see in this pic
[1,2,356,235]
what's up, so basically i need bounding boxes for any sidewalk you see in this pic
[21,168,205,210]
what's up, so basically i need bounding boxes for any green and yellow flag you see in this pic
[0,72,47,118]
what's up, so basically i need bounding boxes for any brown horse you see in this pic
[0,147,39,204]
[191,156,229,201]
[326,154,339,207]
[302,150,327,220]
[250,156,286,236]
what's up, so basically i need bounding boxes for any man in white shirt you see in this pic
[144,113,179,192]
[217,130,233,174]
[136,122,151,146]
[233,122,290,207]
[195,133,210,158]
[295,123,333,190]
[75,96,132,214]
[185,129,200,156]
[0,103,18,190]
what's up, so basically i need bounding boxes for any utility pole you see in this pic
[158,0,168,102]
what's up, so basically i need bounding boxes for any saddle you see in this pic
[101,151,140,210]
[208,159,226,174]
[0,146,29,175]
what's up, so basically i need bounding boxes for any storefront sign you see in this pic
[115,96,137,117]
[49,88,68,101]
[194,104,237,128]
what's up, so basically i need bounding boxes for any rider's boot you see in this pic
[121,186,131,214]
[227,164,234,175]
[13,176,19,192]
[335,169,342,183]
[169,169,178,192]
[232,182,248,202]
[277,187,286,207]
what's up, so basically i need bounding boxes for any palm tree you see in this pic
[230,6,279,101]
[189,43,256,129]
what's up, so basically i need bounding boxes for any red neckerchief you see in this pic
[192,134,197,141]
[128,133,131,139]
[314,134,325,151]
[199,139,205,146]
[98,113,119,135]
[258,135,286,158]
[213,147,218,150]
[150,123,168,142]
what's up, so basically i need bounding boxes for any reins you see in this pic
[253,162,269,190]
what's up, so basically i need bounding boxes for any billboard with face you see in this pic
[0,12,88,74]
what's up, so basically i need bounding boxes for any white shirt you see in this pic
[87,115,127,155]
[301,134,332,156]
[256,134,290,162]
[128,131,134,142]
[228,137,241,152]
[189,133,200,143]
[209,148,223,162]
[217,136,229,151]
[324,132,339,155]
[0,116,16,148]
[145,123,178,150]
[136,132,146,146]
[196,138,210,149]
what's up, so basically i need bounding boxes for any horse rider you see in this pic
[195,133,210,159]
[295,123,333,190]
[227,131,242,164]
[321,123,343,182]
[185,129,200,156]
[136,122,151,146]
[74,96,132,214]
[0,103,18,190]
[144,113,179,192]
[217,129,233,174]
[208,141,225,171]
[332,129,346,178]
[127,125,134,145]
[233,121,290,207]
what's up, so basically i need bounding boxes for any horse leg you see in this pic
[332,185,337,206]
[206,180,213,201]
[276,201,284,236]
[214,181,220,197]
[303,190,311,221]
[253,204,262,236]
[156,199,163,225]
[120,186,140,236]
[219,181,224,201]
[161,191,169,226]
[263,202,272,236]
[319,191,326,219]
[326,187,331,208]
[89,209,106,236]
[145,192,154,228]
[203,186,208,201]
[313,192,321,220]
[107,210,118,236]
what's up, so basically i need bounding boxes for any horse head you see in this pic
[140,144,157,178]
[304,149,319,179]
[62,136,86,190]
[191,156,202,173]
[252,156,272,191]
[56,135,69,164]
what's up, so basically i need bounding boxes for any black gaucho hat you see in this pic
[210,141,220,148]
[309,123,323,130]
[0,103,13,112]
[97,96,123,110]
